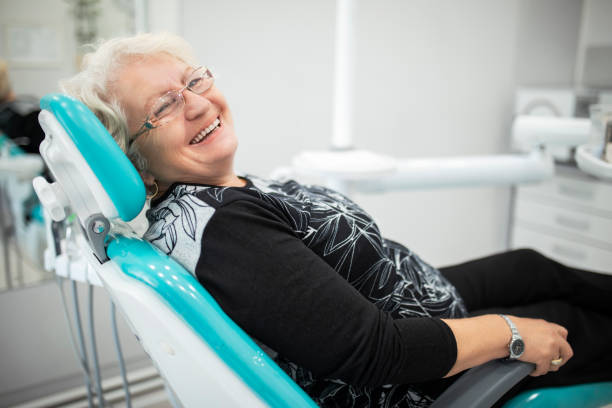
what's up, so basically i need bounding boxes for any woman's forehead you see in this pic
[118,54,190,112]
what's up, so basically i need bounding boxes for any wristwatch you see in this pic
[499,314,525,359]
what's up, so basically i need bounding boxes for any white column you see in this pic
[331,0,355,150]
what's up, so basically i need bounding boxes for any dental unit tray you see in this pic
[576,144,612,181]
[32,94,612,407]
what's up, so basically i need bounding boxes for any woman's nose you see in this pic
[182,91,211,121]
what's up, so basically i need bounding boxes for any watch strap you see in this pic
[499,314,524,359]
[499,314,519,337]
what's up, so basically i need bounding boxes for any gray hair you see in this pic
[60,32,197,172]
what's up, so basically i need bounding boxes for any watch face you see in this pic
[511,338,525,356]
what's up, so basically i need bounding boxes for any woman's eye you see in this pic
[154,101,172,117]
[188,77,202,88]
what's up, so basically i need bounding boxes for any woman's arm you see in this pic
[195,199,573,386]
[196,199,458,386]
[442,315,573,377]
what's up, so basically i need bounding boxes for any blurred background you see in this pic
[1,0,611,406]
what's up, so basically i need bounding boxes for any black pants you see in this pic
[425,248,612,405]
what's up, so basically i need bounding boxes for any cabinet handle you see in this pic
[552,244,587,261]
[554,215,590,231]
[557,184,595,201]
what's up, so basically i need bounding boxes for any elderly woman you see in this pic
[61,33,612,407]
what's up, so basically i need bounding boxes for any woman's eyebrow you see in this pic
[182,65,193,79]
[143,88,169,110]
[143,68,191,109]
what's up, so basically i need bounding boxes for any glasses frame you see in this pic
[128,66,214,147]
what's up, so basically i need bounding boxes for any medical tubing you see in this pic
[57,276,87,365]
[68,279,95,408]
[0,185,13,289]
[111,301,132,408]
[15,237,24,286]
[87,284,107,407]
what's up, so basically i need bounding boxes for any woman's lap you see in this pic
[439,248,612,314]
[435,249,612,404]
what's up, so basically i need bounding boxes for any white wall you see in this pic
[580,0,612,46]
[182,0,337,182]
[515,0,582,87]
[576,0,612,88]
[350,0,520,266]
[0,0,134,97]
[0,0,76,97]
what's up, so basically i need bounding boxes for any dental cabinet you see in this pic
[511,164,612,275]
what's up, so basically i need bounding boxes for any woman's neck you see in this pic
[156,173,246,196]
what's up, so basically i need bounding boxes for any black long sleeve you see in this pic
[195,199,457,387]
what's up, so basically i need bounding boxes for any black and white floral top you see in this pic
[145,175,467,407]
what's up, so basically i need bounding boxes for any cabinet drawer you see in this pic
[514,200,612,246]
[518,176,612,216]
[511,226,612,275]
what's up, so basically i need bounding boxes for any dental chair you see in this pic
[33,93,612,407]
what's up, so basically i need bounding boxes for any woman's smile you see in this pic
[189,115,223,145]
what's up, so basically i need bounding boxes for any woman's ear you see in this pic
[141,172,160,199]
[141,171,156,188]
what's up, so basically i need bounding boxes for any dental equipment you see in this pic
[291,114,612,197]
[309,0,612,195]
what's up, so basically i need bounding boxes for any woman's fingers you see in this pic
[546,334,573,373]
[530,344,569,376]
[553,323,569,340]
[558,339,574,367]
[512,316,573,376]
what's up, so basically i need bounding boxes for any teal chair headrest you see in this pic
[40,93,146,222]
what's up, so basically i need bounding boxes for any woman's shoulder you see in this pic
[142,179,294,273]
[144,183,218,265]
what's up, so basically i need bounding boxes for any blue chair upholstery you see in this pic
[107,235,317,407]
[504,382,612,408]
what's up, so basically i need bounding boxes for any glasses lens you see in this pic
[187,67,214,94]
[150,92,181,124]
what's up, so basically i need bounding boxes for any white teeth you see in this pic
[190,117,221,144]
[204,118,220,134]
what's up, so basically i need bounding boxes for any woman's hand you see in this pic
[511,316,573,376]
[441,314,573,378]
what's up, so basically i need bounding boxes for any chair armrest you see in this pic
[430,360,534,408]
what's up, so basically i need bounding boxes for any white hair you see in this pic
[60,32,197,173]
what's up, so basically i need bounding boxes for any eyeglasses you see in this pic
[128,66,215,147]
